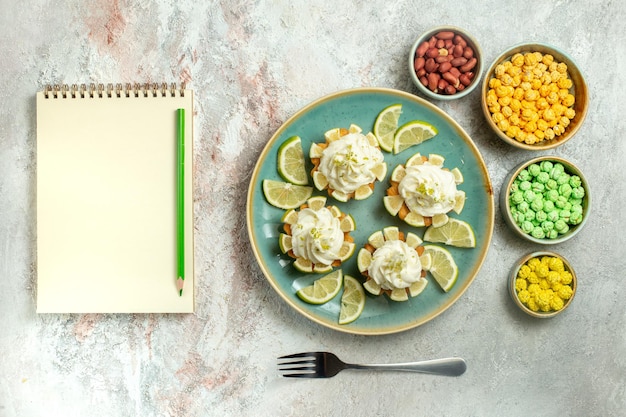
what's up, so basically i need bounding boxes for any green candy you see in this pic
[509,160,587,239]
[571,203,583,214]
[523,190,536,202]
[521,221,534,233]
[535,210,547,222]
[530,198,544,212]
[519,180,532,191]
[536,171,550,184]
[554,219,569,233]
[510,191,524,204]
[570,211,583,224]
[540,160,554,172]
[518,201,529,213]
[518,170,531,181]
[546,189,559,202]
[569,175,582,187]
[550,163,565,179]
[531,226,545,239]
[556,172,571,185]
[541,221,554,232]
[559,183,572,198]
[555,196,568,209]
[547,210,560,222]
[532,182,545,193]
[571,186,585,199]
[528,164,541,177]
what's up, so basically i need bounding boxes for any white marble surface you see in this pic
[1,1,625,416]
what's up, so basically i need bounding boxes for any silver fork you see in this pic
[278,352,466,378]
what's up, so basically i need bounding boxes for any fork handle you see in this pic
[347,357,467,377]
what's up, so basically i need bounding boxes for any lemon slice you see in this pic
[349,124,363,134]
[363,279,382,295]
[279,233,292,253]
[423,218,476,248]
[293,257,333,274]
[383,195,404,216]
[453,191,466,214]
[404,211,426,227]
[296,269,343,304]
[406,153,425,167]
[262,180,313,209]
[451,167,464,184]
[339,214,356,232]
[338,241,356,262]
[373,103,402,152]
[390,288,409,302]
[277,136,309,185]
[370,162,388,181]
[423,245,458,292]
[309,143,325,158]
[312,171,329,190]
[339,275,365,325]
[419,253,432,270]
[281,209,299,224]
[331,190,350,202]
[367,230,385,249]
[427,153,445,167]
[356,248,372,272]
[324,128,342,142]
[393,120,438,154]
[431,213,449,228]
[405,232,423,248]
[390,164,406,182]
[354,184,374,200]
[383,226,400,241]
[409,278,428,297]
[306,195,327,211]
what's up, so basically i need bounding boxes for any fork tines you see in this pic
[277,352,320,378]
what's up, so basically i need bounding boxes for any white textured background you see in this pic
[1,1,625,416]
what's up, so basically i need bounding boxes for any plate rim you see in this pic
[246,86,494,335]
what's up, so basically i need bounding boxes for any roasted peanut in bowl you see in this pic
[409,26,483,100]
[481,43,588,150]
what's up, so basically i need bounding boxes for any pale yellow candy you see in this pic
[542,54,554,66]
[564,108,576,119]
[511,53,525,66]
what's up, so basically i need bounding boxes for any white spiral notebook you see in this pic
[36,83,194,313]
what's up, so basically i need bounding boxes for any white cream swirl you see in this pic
[398,163,458,217]
[318,133,384,194]
[368,240,422,290]
[290,207,344,266]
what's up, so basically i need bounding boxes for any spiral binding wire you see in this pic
[43,82,186,99]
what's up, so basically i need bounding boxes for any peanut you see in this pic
[436,31,455,40]
[413,30,479,95]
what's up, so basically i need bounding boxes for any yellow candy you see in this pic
[488,51,576,144]
[515,256,574,313]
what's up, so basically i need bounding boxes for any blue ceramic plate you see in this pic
[246,88,494,335]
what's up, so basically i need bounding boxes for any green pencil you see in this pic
[176,108,185,296]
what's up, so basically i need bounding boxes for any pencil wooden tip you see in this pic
[176,277,185,295]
